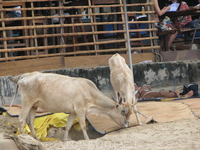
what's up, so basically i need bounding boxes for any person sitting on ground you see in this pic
[134,83,198,100]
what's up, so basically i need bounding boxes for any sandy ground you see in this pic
[0,114,199,150]
[0,85,199,150]
[43,119,200,150]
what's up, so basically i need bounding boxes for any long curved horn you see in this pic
[119,97,123,105]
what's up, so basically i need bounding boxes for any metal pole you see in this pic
[123,0,133,75]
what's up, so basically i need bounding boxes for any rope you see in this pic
[137,111,148,118]
[151,49,163,62]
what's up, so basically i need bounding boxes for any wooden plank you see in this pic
[2,0,56,3]
[0,53,155,76]
[92,0,119,5]
[64,53,156,68]
[0,1,157,61]
[1,2,25,7]
[123,53,156,64]
[160,50,200,62]
[0,43,26,48]
[0,57,64,76]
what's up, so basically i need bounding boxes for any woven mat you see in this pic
[2,105,52,117]
[87,98,199,134]
[1,98,199,134]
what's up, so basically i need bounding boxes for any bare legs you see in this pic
[138,87,194,99]
[168,31,178,50]
[159,31,178,51]
[141,91,177,99]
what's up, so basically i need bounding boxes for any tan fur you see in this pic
[108,53,142,125]
[12,72,130,141]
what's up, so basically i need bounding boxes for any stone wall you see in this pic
[0,60,200,104]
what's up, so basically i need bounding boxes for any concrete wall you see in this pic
[0,60,200,104]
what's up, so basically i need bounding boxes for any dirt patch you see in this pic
[0,115,199,150]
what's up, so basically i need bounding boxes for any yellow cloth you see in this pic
[14,113,87,141]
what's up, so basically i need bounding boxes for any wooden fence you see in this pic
[0,0,160,60]
[0,0,162,76]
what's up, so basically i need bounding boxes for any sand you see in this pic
[0,114,199,150]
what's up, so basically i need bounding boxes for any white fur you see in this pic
[108,53,142,125]
[13,71,130,141]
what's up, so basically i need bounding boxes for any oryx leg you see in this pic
[133,105,142,125]
[76,110,89,140]
[63,113,76,141]
[27,107,37,139]
[19,103,33,135]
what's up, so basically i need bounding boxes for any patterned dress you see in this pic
[174,1,192,29]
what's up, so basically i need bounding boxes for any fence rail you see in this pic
[0,0,159,62]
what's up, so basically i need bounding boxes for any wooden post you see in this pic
[0,2,8,60]
[59,0,65,54]
[89,0,99,54]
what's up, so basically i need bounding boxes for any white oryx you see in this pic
[108,53,142,125]
[9,71,130,141]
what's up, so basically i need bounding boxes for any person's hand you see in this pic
[147,85,152,91]
[164,6,171,11]
[134,83,139,91]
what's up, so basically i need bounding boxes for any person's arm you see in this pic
[136,85,149,99]
[152,0,170,16]
[135,91,141,99]
[194,5,200,8]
